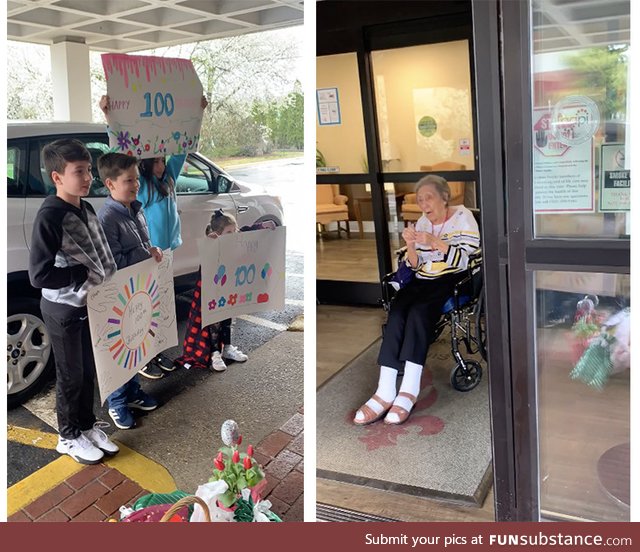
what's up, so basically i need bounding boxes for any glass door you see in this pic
[316,14,479,305]
[472,0,630,521]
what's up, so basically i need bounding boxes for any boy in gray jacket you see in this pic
[29,139,119,464]
[97,152,163,429]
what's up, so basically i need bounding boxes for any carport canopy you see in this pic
[8,0,303,121]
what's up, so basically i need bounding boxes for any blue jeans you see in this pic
[107,375,142,409]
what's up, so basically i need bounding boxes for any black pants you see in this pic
[377,273,461,370]
[40,298,96,439]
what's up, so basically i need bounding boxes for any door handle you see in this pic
[237,205,249,213]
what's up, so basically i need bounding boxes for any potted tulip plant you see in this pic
[209,421,266,509]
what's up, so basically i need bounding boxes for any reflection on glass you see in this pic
[316,53,368,174]
[536,270,630,521]
[371,40,475,173]
[316,184,378,283]
[532,0,630,239]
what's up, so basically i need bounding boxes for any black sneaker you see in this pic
[155,354,177,372]
[139,362,164,379]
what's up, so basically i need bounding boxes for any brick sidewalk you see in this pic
[8,408,304,522]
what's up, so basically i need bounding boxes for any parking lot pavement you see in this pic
[7,250,304,521]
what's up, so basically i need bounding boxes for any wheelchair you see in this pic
[380,249,487,392]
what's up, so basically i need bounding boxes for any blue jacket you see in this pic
[98,196,153,270]
[137,154,185,251]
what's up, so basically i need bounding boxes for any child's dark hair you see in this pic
[42,139,91,177]
[138,157,174,206]
[97,152,138,183]
[206,209,237,235]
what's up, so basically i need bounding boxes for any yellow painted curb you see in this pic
[7,457,84,516]
[7,426,177,517]
[8,425,58,449]
[104,443,177,495]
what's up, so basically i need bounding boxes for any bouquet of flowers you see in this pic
[209,420,266,508]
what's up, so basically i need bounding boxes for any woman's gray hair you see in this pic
[415,175,451,205]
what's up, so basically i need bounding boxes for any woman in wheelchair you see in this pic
[354,175,480,426]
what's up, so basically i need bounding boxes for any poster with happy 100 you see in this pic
[101,53,204,159]
[198,227,286,327]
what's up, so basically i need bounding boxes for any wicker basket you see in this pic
[159,495,211,522]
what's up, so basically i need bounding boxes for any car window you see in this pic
[28,134,110,197]
[176,155,213,194]
[7,141,27,197]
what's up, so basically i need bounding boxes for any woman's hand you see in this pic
[201,95,208,110]
[402,224,417,247]
[150,247,163,262]
[207,231,218,239]
[99,95,110,116]
[261,220,277,230]
[415,231,448,253]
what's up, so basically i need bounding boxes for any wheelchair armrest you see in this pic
[381,272,396,307]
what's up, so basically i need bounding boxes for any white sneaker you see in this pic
[81,421,119,456]
[210,351,227,372]
[56,433,104,465]
[222,344,248,362]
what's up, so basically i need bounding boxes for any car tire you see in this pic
[7,297,55,409]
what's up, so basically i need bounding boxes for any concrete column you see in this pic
[50,39,92,122]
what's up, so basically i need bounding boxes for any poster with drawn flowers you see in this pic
[87,252,178,403]
[101,53,204,159]
[199,227,286,327]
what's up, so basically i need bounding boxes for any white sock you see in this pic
[386,361,423,423]
[354,366,397,422]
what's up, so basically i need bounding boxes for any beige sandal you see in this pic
[384,391,417,425]
[353,394,393,426]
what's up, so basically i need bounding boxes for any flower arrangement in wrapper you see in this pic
[209,420,280,521]
[571,295,601,363]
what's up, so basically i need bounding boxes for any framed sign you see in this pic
[317,87,341,125]
[88,251,178,403]
[199,227,286,327]
[101,54,204,159]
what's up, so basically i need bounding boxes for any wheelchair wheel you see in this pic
[450,360,482,392]
[474,292,487,361]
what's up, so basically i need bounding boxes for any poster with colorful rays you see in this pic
[101,53,204,159]
[199,227,286,327]
[87,251,178,403]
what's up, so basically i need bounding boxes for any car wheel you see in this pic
[7,297,55,409]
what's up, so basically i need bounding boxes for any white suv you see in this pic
[7,121,284,407]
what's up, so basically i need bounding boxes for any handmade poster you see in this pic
[532,108,594,213]
[101,53,204,159]
[87,251,178,403]
[199,227,286,327]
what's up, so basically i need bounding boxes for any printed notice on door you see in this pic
[317,87,341,125]
[600,143,629,212]
[533,108,594,213]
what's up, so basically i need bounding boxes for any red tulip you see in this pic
[247,445,254,457]
[237,434,243,445]
[214,459,225,471]
[216,452,224,463]
[232,450,240,463]
[243,457,252,470]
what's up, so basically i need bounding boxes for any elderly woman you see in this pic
[354,175,480,425]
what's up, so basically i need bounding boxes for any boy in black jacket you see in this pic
[97,152,163,430]
[29,138,119,464]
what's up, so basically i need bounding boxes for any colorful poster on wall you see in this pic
[317,87,341,125]
[101,54,204,159]
[87,252,178,403]
[600,143,629,212]
[533,108,594,213]
[199,227,286,327]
